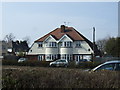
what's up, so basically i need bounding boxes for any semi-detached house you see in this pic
[27,25,100,62]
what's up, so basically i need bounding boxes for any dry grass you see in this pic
[2,65,120,88]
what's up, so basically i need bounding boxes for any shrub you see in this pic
[18,60,51,67]
[68,61,76,68]
[2,60,18,65]
[76,62,101,69]
[2,59,51,67]
[2,66,120,88]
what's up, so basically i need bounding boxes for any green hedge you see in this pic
[2,66,120,88]
[2,60,51,67]
[2,60,101,69]
[68,61,101,69]
[77,62,101,69]
[2,60,18,65]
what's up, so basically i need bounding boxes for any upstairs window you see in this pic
[61,41,72,47]
[38,42,43,48]
[76,41,82,48]
[46,42,57,47]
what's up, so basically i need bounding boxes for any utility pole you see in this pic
[93,27,95,59]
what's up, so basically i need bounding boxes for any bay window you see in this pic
[61,54,72,61]
[61,41,72,47]
[46,42,57,47]
[46,54,58,60]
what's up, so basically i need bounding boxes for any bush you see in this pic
[68,61,76,68]
[77,62,100,69]
[18,60,51,67]
[2,59,51,67]
[2,66,120,88]
[2,60,18,65]
[68,61,100,69]
[3,55,19,61]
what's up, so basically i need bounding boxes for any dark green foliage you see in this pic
[2,60,18,65]
[96,37,120,57]
[105,37,120,57]
[68,61,100,69]
[2,60,51,67]
[2,59,100,69]
[2,66,120,88]
[76,62,100,69]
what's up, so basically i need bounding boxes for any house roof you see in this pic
[12,41,29,52]
[35,26,86,42]
[34,25,101,56]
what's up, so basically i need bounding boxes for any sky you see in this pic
[1,2,118,45]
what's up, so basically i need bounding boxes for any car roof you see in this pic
[92,60,120,71]
[104,60,120,64]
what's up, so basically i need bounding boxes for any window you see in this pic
[46,42,57,47]
[76,41,82,47]
[88,49,90,51]
[75,55,82,62]
[61,42,72,47]
[30,50,32,52]
[46,54,58,60]
[61,54,72,61]
[116,63,120,70]
[97,64,116,71]
[38,55,44,61]
[38,42,43,48]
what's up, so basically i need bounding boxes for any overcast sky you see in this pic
[1,2,118,44]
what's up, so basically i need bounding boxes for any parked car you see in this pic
[91,60,120,72]
[18,58,27,62]
[49,59,68,67]
[76,59,91,65]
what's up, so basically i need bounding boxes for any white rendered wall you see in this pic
[45,48,58,54]
[28,43,45,55]
[60,48,73,54]
[73,41,93,54]
[28,35,93,55]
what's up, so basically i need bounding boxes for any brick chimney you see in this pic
[61,25,65,33]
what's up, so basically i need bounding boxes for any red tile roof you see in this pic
[35,26,86,42]
[34,26,101,56]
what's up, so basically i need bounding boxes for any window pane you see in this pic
[98,64,115,70]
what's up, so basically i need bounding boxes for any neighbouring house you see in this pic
[0,41,6,59]
[0,41,10,56]
[0,40,29,57]
[12,41,29,56]
[0,41,13,60]
[27,25,100,62]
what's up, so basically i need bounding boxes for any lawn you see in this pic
[2,65,120,88]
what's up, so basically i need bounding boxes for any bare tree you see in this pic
[4,33,15,42]
[96,39,108,55]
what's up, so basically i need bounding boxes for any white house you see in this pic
[27,25,100,61]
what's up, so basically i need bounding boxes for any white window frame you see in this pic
[46,42,57,47]
[38,55,44,61]
[38,42,43,48]
[75,55,82,62]
[46,54,58,61]
[61,54,72,61]
[76,41,82,48]
[61,41,72,47]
